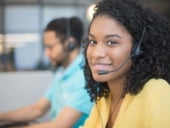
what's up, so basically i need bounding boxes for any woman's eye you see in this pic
[88,39,96,45]
[107,41,117,46]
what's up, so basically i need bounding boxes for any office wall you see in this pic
[0,71,53,122]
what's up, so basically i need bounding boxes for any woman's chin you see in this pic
[92,74,108,82]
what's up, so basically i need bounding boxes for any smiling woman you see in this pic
[81,0,170,128]
[87,15,133,83]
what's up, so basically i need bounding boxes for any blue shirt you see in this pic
[44,54,93,128]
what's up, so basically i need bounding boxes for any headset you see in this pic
[65,18,76,51]
[96,27,146,128]
[98,27,146,75]
[131,27,145,56]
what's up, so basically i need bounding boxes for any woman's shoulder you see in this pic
[141,79,170,126]
[140,78,170,99]
[144,78,170,91]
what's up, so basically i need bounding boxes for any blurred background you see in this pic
[0,0,169,72]
[0,0,169,122]
[0,0,96,72]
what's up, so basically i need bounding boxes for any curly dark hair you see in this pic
[83,0,170,102]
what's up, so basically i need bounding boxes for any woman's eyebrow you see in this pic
[88,33,95,38]
[105,34,122,39]
[88,33,122,39]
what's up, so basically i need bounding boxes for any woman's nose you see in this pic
[91,43,106,58]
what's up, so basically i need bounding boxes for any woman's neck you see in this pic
[107,79,125,101]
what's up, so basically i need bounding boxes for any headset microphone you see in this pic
[98,27,146,75]
[98,56,132,75]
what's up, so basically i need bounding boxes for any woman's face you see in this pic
[87,15,133,83]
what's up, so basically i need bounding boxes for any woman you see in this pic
[81,0,170,128]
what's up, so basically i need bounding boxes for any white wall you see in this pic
[0,71,53,122]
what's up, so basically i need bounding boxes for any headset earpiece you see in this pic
[131,43,143,56]
[131,27,145,56]
[68,42,76,51]
[66,18,76,52]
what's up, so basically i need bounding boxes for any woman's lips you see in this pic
[90,63,112,71]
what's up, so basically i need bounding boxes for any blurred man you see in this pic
[0,17,93,128]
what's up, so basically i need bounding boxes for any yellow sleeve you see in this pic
[143,79,170,128]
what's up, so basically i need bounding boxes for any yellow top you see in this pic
[80,78,170,128]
